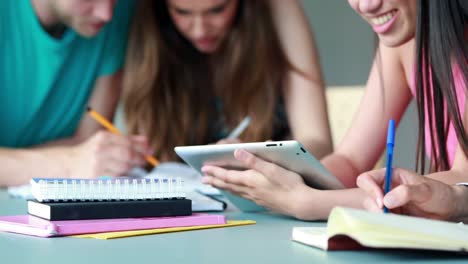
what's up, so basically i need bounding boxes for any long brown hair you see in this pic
[415,0,468,173]
[123,0,290,160]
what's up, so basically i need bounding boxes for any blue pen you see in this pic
[383,119,395,213]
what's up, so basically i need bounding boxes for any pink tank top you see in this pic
[410,66,466,167]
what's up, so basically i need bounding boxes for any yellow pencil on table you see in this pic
[86,107,159,167]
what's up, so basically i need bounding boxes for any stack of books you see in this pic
[0,177,241,237]
[28,177,191,220]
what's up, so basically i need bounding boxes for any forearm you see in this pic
[427,169,468,185]
[321,153,362,188]
[301,138,333,160]
[286,77,332,160]
[35,127,99,148]
[34,136,81,148]
[0,147,72,187]
[291,186,366,220]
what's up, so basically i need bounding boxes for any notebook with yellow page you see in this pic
[292,207,468,252]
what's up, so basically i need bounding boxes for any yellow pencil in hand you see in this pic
[87,107,159,167]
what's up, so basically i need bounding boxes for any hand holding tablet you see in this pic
[175,141,344,212]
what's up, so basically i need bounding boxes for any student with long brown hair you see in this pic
[203,0,468,222]
[122,0,333,162]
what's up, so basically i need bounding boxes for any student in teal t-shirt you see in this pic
[0,0,151,187]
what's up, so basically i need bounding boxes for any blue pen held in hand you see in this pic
[383,119,395,213]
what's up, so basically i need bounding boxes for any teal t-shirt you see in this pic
[0,0,134,147]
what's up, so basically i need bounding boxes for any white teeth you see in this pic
[371,11,396,26]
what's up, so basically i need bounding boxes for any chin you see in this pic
[199,49,218,54]
[74,24,103,38]
[194,41,222,54]
[378,33,414,48]
[78,32,95,38]
[195,46,218,54]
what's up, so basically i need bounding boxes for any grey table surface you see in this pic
[0,189,466,263]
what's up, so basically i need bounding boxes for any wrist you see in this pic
[450,185,468,222]
[41,145,77,179]
[61,145,79,179]
[288,185,322,220]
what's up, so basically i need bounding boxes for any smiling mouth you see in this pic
[371,10,397,26]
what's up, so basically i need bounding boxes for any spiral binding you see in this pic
[31,178,185,202]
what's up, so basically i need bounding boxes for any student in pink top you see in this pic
[356,0,468,222]
[202,0,468,222]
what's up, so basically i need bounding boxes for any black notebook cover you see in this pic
[27,199,192,221]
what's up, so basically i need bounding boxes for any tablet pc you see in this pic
[174,140,345,212]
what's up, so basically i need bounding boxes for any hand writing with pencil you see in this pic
[68,130,153,178]
[356,168,468,221]
[65,107,159,179]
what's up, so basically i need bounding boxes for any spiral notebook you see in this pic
[30,177,185,202]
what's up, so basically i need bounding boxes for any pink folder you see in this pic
[0,213,226,237]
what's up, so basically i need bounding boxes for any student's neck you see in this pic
[30,0,66,38]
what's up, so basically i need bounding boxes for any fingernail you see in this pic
[383,194,396,208]
[376,198,383,208]
[236,149,248,160]
[201,166,208,173]
[201,177,209,184]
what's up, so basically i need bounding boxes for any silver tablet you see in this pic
[175,140,344,212]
